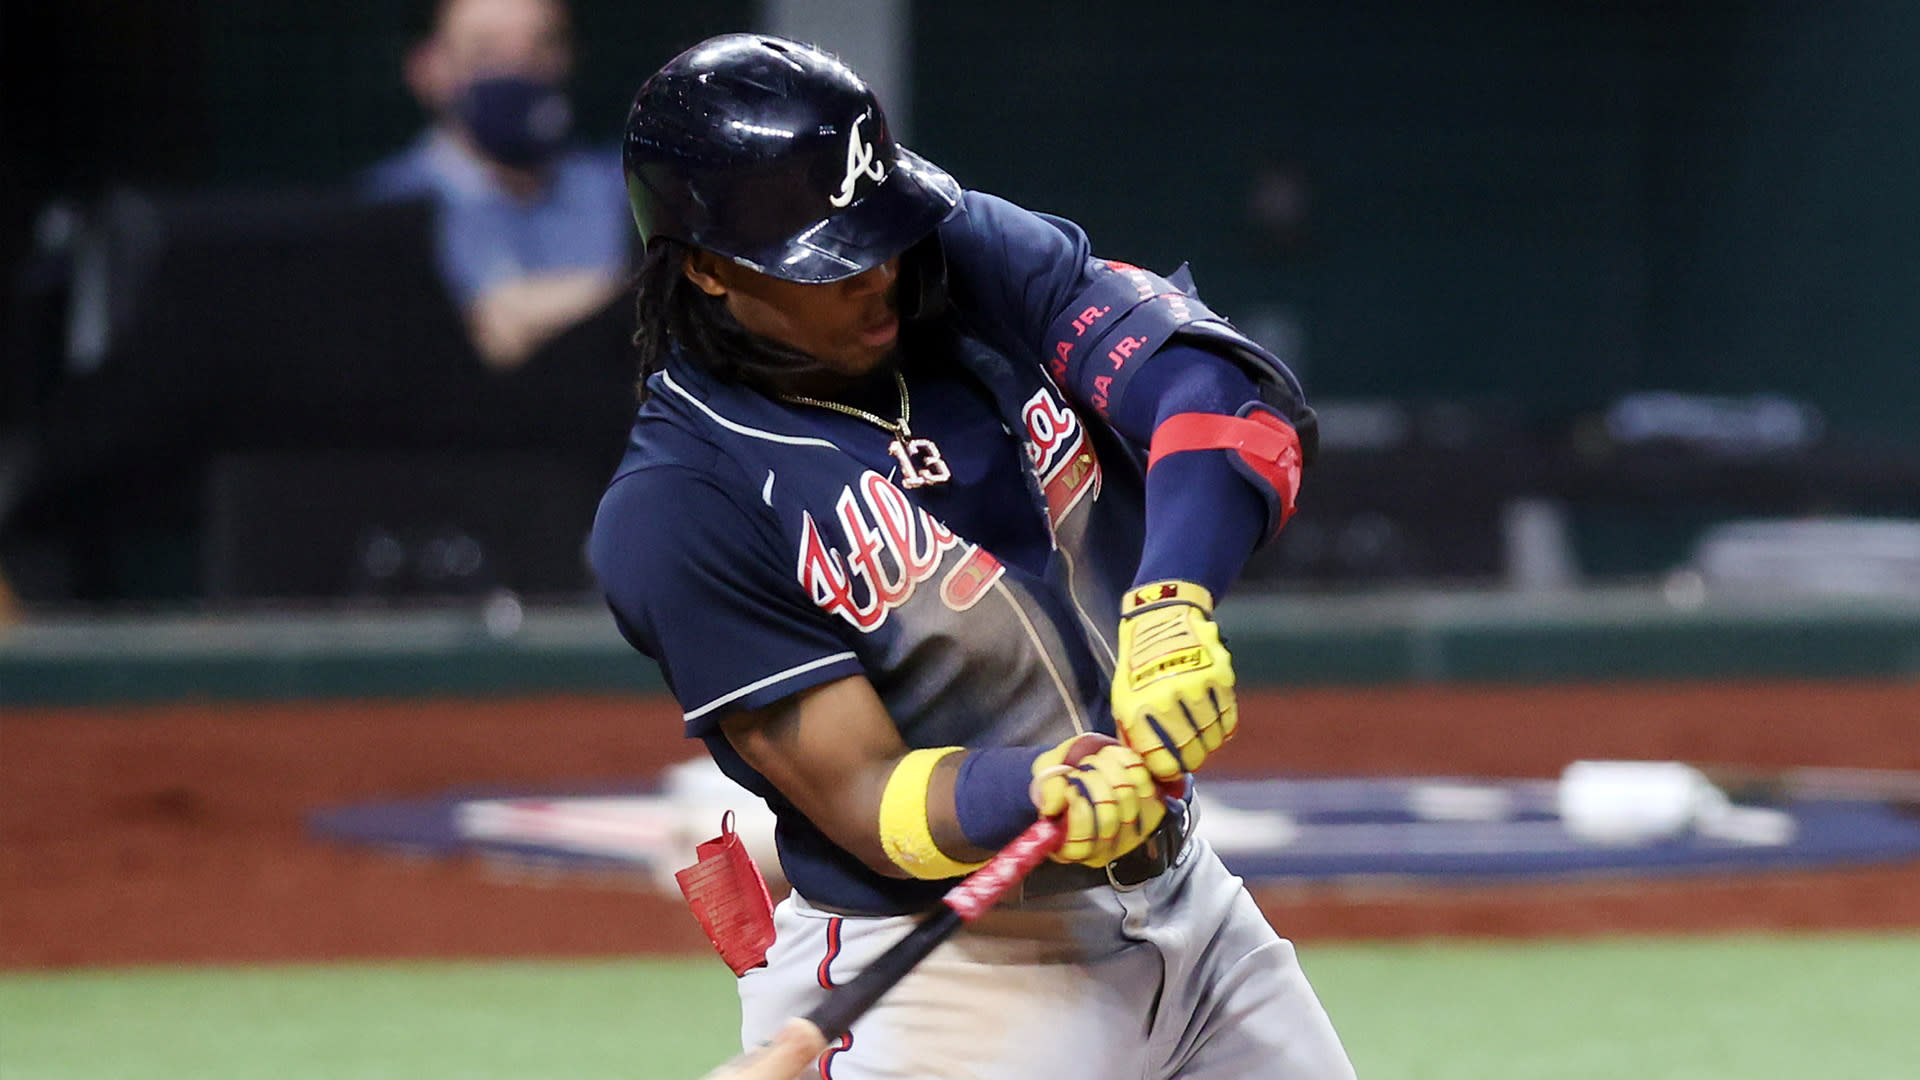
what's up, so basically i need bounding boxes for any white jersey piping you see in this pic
[683,651,860,722]
[1056,544,1119,674]
[660,371,842,449]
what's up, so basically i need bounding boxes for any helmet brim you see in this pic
[727,147,962,284]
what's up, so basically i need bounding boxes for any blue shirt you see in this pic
[359,131,631,305]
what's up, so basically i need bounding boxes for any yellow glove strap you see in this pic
[1122,579,1215,617]
[878,747,987,880]
[1118,581,1219,693]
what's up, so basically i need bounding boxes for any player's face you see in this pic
[684,254,902,381]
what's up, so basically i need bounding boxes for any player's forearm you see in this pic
[1133,452,1266,597]
[718,677,911,876]
[1118,346,1283,597]
[881,739,1166,876]
[719,676,1042,879]
[719,674,1164,880]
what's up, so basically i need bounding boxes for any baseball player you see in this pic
[591,34,1355,1079]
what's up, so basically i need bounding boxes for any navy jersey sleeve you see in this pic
[937,190,1100,366]
[590,463,862,736]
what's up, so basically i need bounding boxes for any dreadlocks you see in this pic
[630,239,824,400]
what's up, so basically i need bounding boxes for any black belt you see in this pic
[1018,799,1191,899]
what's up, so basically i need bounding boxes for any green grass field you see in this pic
[4,933,1916,1079]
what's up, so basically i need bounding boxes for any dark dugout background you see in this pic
[13,0,1913,437]
[4,0,1917,598]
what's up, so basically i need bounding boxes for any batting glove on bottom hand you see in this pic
[1111,580,1238,782]
[1029,733,1168,868]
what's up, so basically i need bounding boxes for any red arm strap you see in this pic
[1147,410,1303,530]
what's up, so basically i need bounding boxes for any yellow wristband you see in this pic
[878,747,987,880]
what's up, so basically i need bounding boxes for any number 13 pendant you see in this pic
[889,437,952,489]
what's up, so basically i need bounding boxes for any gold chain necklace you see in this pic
[781,369,952,488]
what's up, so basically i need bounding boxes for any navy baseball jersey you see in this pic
[594,192,1169,913]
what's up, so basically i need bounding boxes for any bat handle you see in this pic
[803,906,959,1042]
[804,813,1065,1040]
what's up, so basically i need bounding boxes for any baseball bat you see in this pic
[693,815,1066,1080]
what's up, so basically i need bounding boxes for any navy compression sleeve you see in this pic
[1107,345,1270,598]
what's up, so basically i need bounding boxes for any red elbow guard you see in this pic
[1147,407,1304,532]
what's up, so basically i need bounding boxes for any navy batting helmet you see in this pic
[622,34,961,284]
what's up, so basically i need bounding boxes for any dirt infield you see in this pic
[4,681,1918,969]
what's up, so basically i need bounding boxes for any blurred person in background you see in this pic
[0,0,641,608]
[362,0,632,371]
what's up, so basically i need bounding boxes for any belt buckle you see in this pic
[1104,803,1185,892]
[1103,840,1154,892]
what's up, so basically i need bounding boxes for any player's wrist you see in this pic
[878,745,1051,879]
[878,748,987,880]
[952,745,1048,851]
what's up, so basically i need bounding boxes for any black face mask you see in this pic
[456,74,572,169]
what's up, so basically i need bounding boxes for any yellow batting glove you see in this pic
[1111,580,1238,781]
[1029,734,1167,867]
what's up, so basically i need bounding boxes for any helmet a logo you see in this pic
[829,113,887,208]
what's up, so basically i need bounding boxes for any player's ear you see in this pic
[681,251,731,298]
